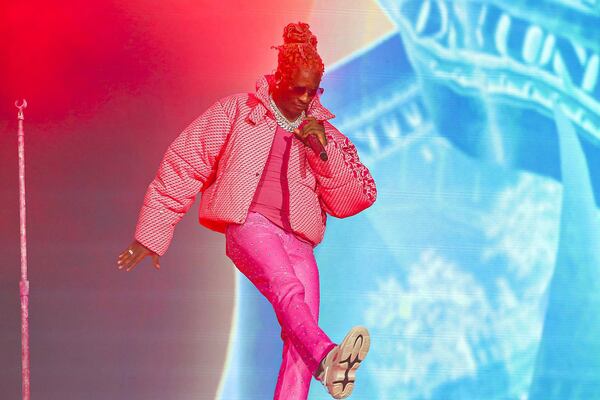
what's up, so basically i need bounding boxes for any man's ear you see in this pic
[274,71,282,84]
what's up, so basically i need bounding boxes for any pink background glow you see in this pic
[1,1,317,398]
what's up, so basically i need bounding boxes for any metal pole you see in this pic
[16,99,30,400]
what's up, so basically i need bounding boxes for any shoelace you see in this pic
[321,365,330,385]
[321,349,338,387]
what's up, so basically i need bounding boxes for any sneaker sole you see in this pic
[330,326,370,399]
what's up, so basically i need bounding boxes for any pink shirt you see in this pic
[249,125,292,228]
[249,125,312,244]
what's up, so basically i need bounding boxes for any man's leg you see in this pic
[272,232,336,399]
[225,212,335,399]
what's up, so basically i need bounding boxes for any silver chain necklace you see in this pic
[269,95,305,132]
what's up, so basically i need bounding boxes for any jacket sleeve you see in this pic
[134,100,232,256]
[305,122,377,218]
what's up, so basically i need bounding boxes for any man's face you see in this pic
[273,67,322,120]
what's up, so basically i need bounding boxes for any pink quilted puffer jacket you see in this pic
[134,75,377,255]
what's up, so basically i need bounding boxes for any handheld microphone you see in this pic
[297,120,328,161]
[307,135,328,161]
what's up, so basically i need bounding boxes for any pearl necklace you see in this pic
[269,95,305,132]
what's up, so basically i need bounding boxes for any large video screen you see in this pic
[219,1,600,399]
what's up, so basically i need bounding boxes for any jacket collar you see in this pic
[248,74,335,125]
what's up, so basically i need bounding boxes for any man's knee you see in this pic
[270,276,306,311]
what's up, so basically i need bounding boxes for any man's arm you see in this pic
[304,122,377,218]
[134,100,232,256]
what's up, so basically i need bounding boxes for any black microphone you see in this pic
[307,135,328,161]
[297,120,328,161]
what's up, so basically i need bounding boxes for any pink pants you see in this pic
[225,211,337,400]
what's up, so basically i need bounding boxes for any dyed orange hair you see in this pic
[272,22,325,81]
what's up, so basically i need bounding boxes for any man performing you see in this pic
[117,22,377,399]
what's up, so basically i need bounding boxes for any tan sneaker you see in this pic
[316,326,370,399]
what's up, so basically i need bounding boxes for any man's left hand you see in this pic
[293,117,327,147]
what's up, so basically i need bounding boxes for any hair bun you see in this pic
[282,22,318,49]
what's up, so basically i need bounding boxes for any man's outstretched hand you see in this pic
[117,240,160,272]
